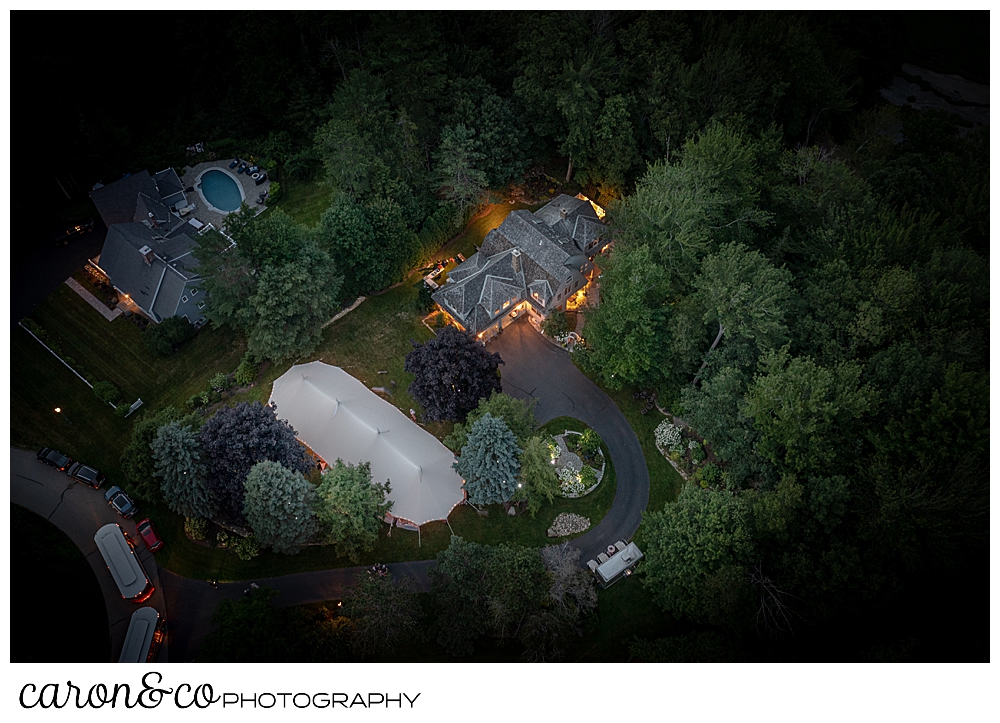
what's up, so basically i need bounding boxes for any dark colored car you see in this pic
[136,518,164,552]
[67,462,105,489]
[37,447,73,471]
[104,486,138,519]
[56,219,95,245]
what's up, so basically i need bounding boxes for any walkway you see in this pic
[64,277,122,321]
[489,318,650,562]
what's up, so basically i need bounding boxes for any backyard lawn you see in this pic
[26,284,246,412]
[270,173,332,228]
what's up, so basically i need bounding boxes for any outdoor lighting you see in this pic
[54,407,61,413]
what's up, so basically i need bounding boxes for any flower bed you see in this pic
[552,430,605,498]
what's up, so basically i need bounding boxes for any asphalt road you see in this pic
[10,447,167,662]
[489,317,650,562]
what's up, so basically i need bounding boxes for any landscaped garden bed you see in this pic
[654,417,721,488]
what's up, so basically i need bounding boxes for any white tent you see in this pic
[269,361,465,527]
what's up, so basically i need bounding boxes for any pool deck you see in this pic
[179,159,271,233]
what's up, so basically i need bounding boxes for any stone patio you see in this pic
[178,159,272,234]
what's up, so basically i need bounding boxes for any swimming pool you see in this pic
[197,169,243,212]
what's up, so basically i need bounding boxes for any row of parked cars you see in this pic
[36,447,163,552]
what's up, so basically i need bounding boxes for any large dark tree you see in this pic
[404,326,503,422]
[198,401,311,524]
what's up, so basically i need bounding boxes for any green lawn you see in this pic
[271,174,333,228]
[27,284,246,412]
[11,504,111,662]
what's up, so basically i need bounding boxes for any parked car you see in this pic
[56,219,95,245]
[104,486,138,519]
[37,447,73,471]
[136,518,164,552]
[67,462,105,489]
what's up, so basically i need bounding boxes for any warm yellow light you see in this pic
[54,407,61,413]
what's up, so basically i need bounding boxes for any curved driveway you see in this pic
[490,318,650,562]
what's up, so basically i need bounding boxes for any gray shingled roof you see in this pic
[99,223,202,322]
[153,168,186,207]
[90,171,159,226]
[431,197,606,335]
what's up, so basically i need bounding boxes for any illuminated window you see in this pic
[503,300,510,310]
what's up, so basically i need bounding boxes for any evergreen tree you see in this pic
[454,413,522,505]
[434,124,487,218]
[152,421,216,519]
[315,460,392,563]
[444,390,537,451]
[243,460,318,555]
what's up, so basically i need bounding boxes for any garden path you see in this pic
[64,277,121,321]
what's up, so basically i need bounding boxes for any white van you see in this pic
[119,607,164,663]
[94,523,154,602]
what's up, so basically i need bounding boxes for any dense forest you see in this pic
[22,11,989,661]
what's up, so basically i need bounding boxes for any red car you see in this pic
[135,518,164,552]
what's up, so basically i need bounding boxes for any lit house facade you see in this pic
[432,194,609,338]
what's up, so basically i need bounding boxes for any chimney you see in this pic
[559,208,568,221]
[148,211,159,229]
[511,249,521,274]
[138,245,155,265]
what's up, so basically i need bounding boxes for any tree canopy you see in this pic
[314,460,392,563]
[199,401,311,525]
[453,413,522,505]
[243,460,318,554]
[405,326,503,422]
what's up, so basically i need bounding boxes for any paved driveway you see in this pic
[489,318,650,562]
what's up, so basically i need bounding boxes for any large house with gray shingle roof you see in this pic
[432,194,609,338]
[90,170,209,325]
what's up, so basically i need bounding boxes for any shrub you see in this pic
[557,467,585,496]
[654,419,684,453]
[209,372,233,393]
[234,355,259,386]
[115,403,131,418]
[93,381,122,405]
[186,393,204,409]
[580,464,597,490]
[542,310,570,338]
[578,428,602,459]
[184,517,209,541]
[144,316,195,356]
[22,319,46,339]
[216,531,230,548]
[690,441,706,463]
[417,281,435,312]
[267,181,282,202]
[231,534,261,561]
[699,462,720,485]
